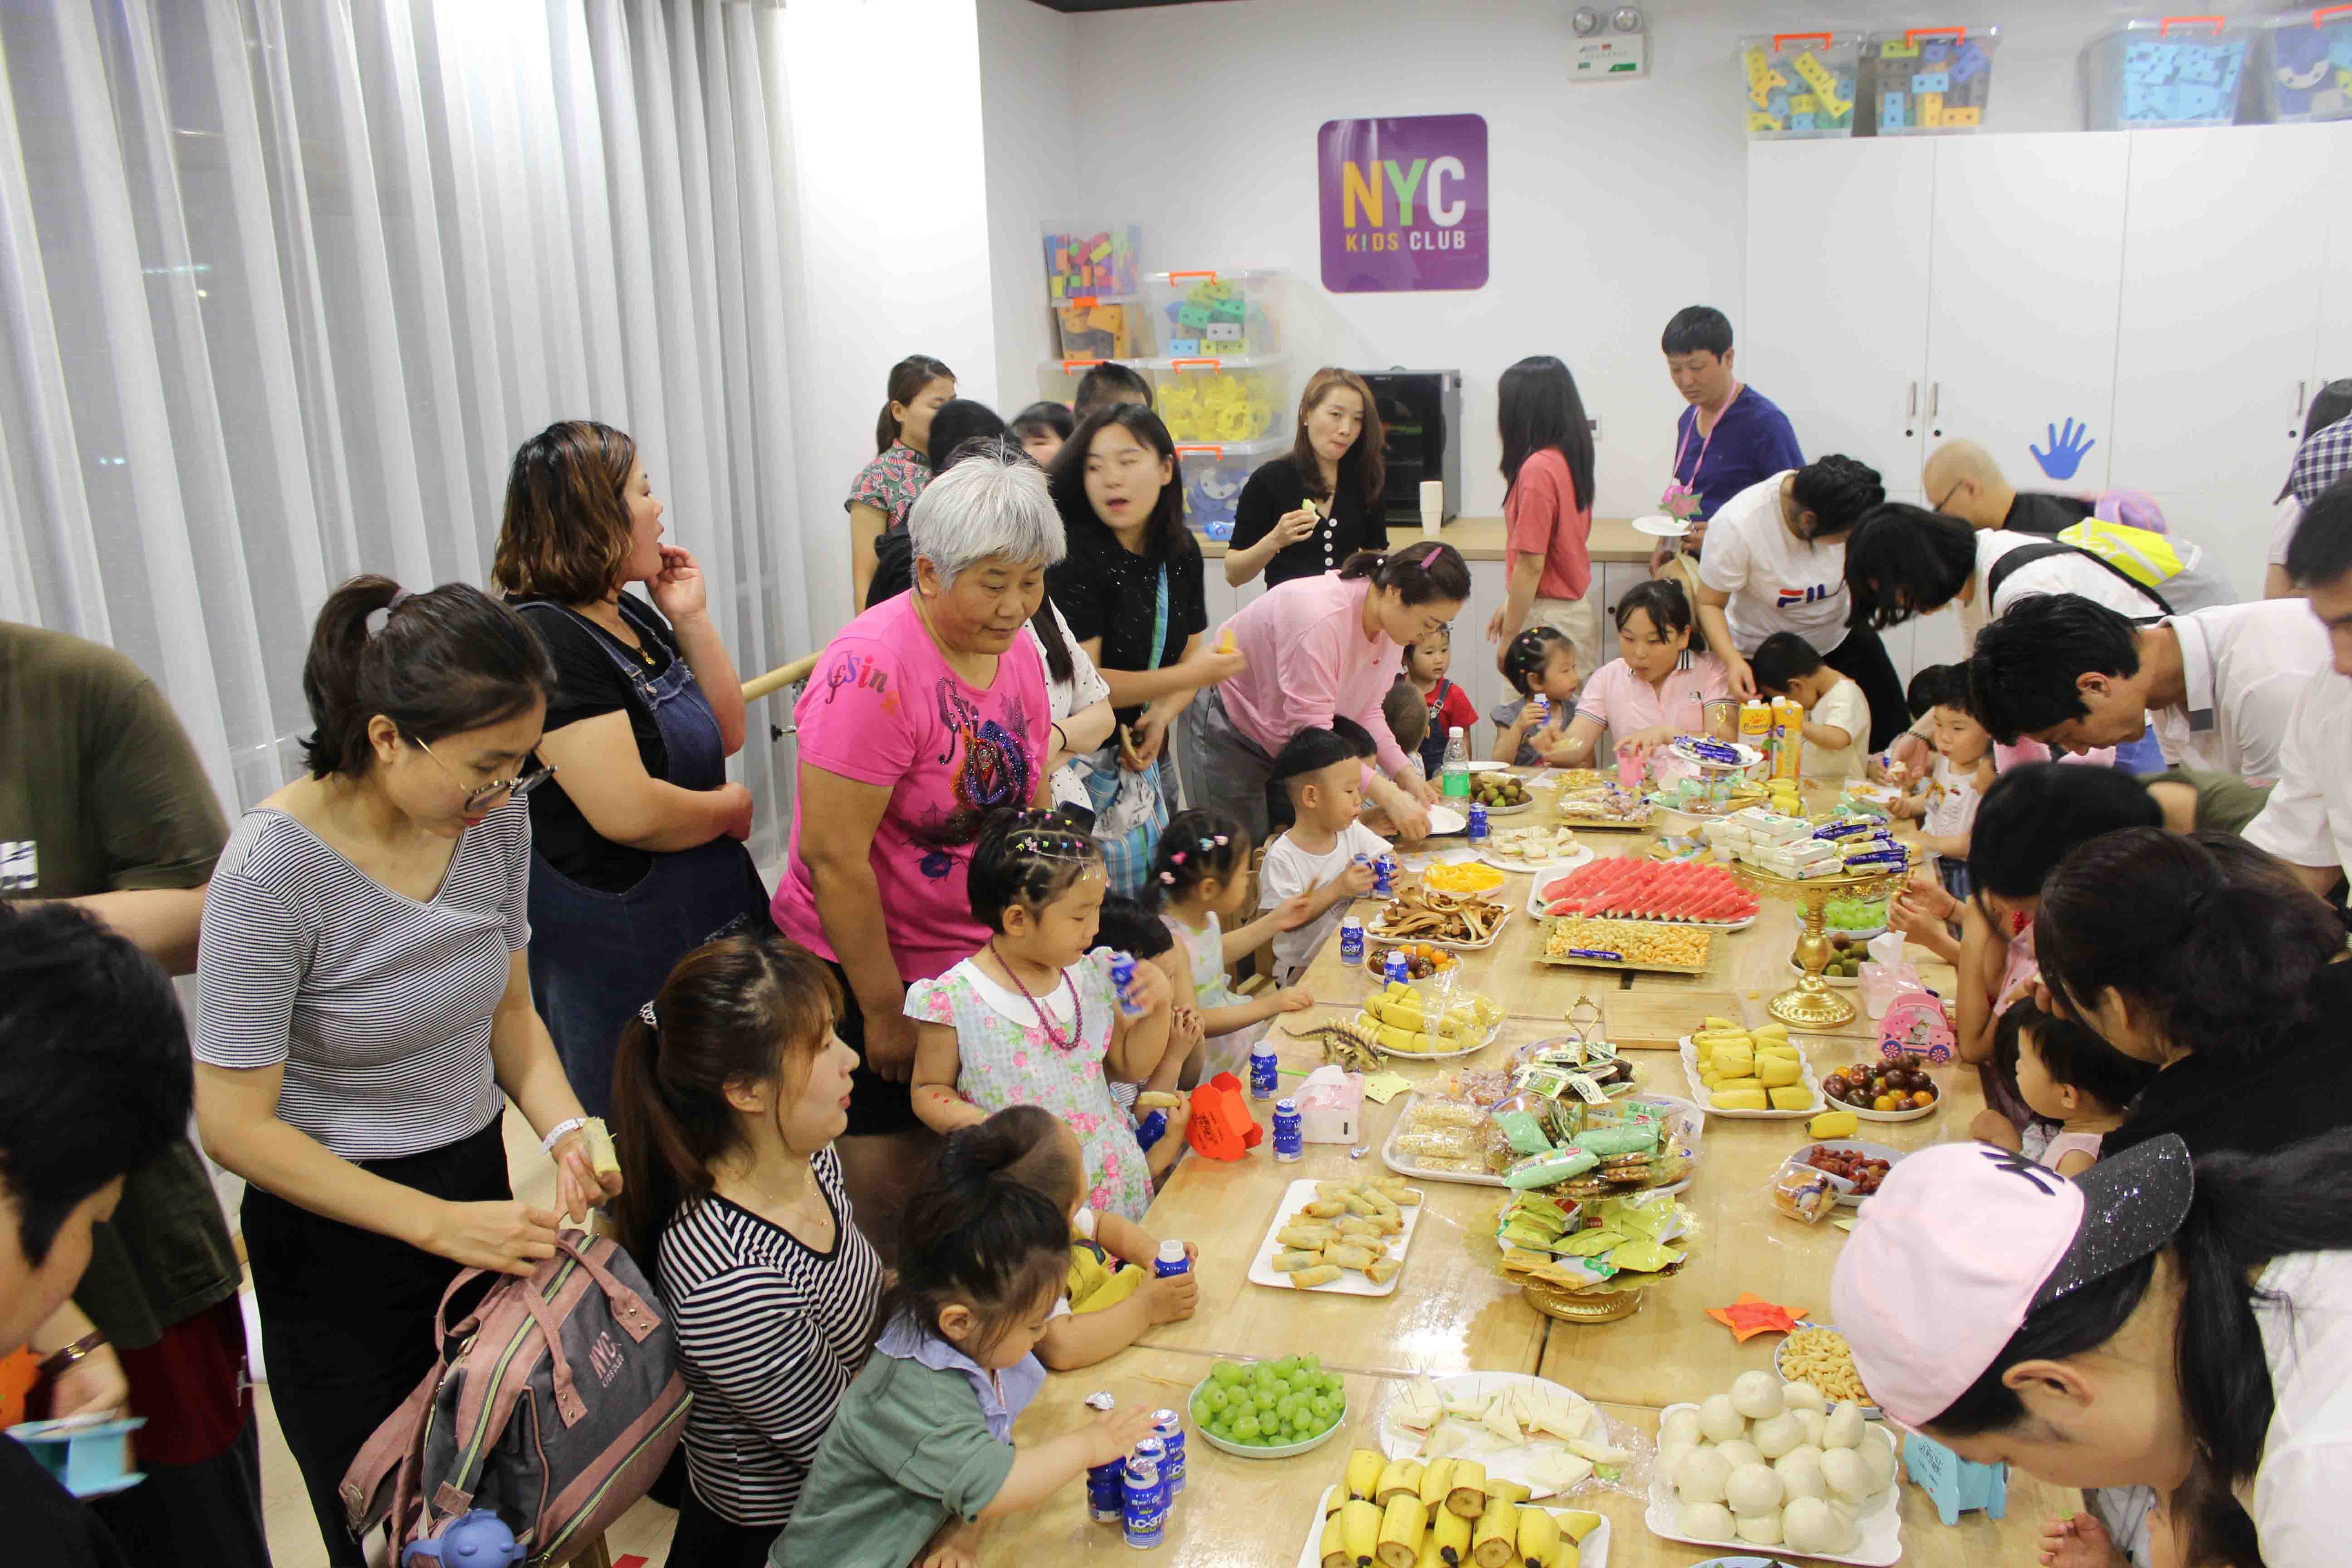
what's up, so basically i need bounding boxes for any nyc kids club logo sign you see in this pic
[1318,113,1489,294]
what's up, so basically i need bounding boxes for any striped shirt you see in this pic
[657,1147,882,1528]
[194,802,529,1159]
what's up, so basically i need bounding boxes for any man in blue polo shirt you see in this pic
[1654,305,1805,573]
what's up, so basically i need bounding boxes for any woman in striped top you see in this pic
[193,578,621,1567]
[612,935,881,1568]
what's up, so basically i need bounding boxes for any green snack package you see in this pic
[1552,1228,1629,1257]
[1504,1147,1599,1189]
[1494,1108,1555,1156]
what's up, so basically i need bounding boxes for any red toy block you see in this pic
[1186,1072,1263,1160]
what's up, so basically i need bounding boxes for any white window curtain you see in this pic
[0,0,809,862]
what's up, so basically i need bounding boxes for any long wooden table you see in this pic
[981,775,2068,1564]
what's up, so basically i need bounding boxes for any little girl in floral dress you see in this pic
[906,810,1175,1223]
[1147,808,1317,1083]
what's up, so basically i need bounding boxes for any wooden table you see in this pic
[977,772,2057,1564]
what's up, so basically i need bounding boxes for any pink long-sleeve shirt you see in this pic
[1220,572,1409,777]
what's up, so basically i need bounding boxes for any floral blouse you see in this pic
[845,442,931,534]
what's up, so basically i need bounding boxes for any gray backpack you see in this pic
[340,1232,691,1566]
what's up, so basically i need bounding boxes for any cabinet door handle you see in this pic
[1928,382,1940,418]
[2297,380,2309,416]
[1906,381,1918,418]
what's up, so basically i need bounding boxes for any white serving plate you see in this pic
[1630,514,1690,538]
[1188,1372,1348,1459]
[1773,1322,1886,1421]
[1378,1090,1705,1196]
[1645,1401,1901,1566]
[1365,904,1512,953]
[1425,805,1468,835]
[1484,839,1595,879]
[1668,738,1764,770]
[1297,1485,1611,1568]
[1462,760,1514,773]
[1355,1012,1504,1063]
[1677,1038,1825,1119]
[1785,1140,1906,1206]
[1377,1371,1635,1498]
[1246,1178,1425,1297]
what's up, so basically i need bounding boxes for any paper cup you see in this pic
[1420,479,1445,538]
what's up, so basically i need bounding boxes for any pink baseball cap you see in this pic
[1828,1135,2193,1427]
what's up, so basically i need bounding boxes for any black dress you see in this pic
[1230,456,1388,588]
[1049,517,1208,729]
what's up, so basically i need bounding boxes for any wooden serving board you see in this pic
[1602,991,1748,1049]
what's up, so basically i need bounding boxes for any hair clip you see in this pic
[1159,871,1176,884]
[364,588,414,638]
[1212,834,1229,846]
[1169,851,1186,865]
[638,1000,658,1031]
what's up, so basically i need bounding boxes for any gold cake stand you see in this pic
[1732,855,1910,1028]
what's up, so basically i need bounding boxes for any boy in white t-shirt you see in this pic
[1259,726,1389,983]
[1750,632,1869,783]
[1891,664,1994,900]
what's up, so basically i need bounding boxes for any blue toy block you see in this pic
[1165,337,1200,357]
[1833,75,1854,102]
[2176,83,2225,120]
[1952,42,1989,83]
[1912,71,1950,93]
[9,1416,148,1500]
[1903,1431,2008,1526]
[1880,92,1908,129]
[1767,88,1790,116]
[1921,40,1951,64]
[1790,112,1817,130]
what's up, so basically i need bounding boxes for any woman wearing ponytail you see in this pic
[848,354,957,607]
[1833,1129,2352,1568]
[1180,541,1470,844]
[2034,828,2352,1160]
[610,933,878,1568]
[193,577,620,1565]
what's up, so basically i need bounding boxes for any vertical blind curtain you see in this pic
[0,0,806,862]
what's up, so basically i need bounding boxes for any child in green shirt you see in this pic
[774,1116,1155,1568]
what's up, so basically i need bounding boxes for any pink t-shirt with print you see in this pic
[1576,654,1730,785]
[773,594,1049,983]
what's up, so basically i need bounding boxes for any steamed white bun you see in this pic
[1725,1462,1783,1516]
[1820,1445,1872,1503]
[1793,1407,1827,1447]
[1730,1369,1785,1421]
[1753,1410,1805,1460]
[1661,1407,1701,1447]
[1780,1378,1828,1415]
[1676,1446,1732,1505]
[1858,1432,1897,1495]
[1782,1495,1857,1555]
[1823,1399,1867,1451]
[1698,1394,1746,1443]
[1678,1501,1737,1541]
[1735,1510,1784,1546]
[1774,1446,1827,1500]
[1715,1438,1764,1474]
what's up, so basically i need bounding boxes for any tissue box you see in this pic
[1295,1065,1363,1145]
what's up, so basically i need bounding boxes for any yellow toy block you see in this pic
[1789,93,1817,113]
[1747,112,1783,133]
[1940,105,1980,127]
[1792,51,1838,98]
[1744,47,1789,108]
[1918,91,1943,127]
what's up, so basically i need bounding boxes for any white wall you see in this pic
[975,0,2135,519]
[777,0,1003,633]
[978,0,1078,406]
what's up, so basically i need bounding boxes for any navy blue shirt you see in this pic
[1671,387,1805,520]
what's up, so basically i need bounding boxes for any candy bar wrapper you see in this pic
[1532,1256,1616,1289]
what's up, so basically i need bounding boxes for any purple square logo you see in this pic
[1318,113,1489,294]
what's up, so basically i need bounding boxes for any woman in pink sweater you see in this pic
[1179,541,1468,843]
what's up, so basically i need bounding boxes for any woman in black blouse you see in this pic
[493,421,769,1118]
[1224,368,1389,588]
[1047,405,1247,894]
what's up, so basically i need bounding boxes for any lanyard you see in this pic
[1151,564,1170,671]
[1671,382,1744,489]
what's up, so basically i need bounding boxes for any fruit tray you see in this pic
[1676,1037,1825,1119]
[1246,1179,1425,1297]
[1296,1486,1612,1568]
[1786,1140,1906,1206]
[1532,859,1761,931]
[1644,1403,1900,1567]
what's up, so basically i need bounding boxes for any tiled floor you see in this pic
[250,1105,680,1567]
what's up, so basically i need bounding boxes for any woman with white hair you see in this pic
[771,448,1064,1245]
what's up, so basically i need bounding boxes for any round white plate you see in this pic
[1771,1324,1886,1421]
[1462,760,1513,773]
[1425,805,1468,836]
[1480,841,1594,878]
[1631,514,1691,538]
[1847,1094,1940,1123]
[1668,738,1763,769]
[1190,1372,1348,1458]
[1647,1401,1899,1565]
[1788,1139,1906,1205]
[1367,1015,1504,1062]
[1376,1372,1632,1494]
[1678,1037,1825,1119]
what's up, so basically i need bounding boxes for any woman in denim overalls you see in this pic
[494,422,768,1117]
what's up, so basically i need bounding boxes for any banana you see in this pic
[1432,1504,1474,1566]
[1319,1505,1352,1568]
[1488,1480,1532,1508]
[1325,1465,1352,1516]
[1376,1459,1426,1506]
[1514,1504,1560,1568]
[1544,1545,1574,1568]
[1417,1457,1457,1513]
[1342,1498,1383,1568]
[1554,1510,1602,1545]
[1377,1494,1429,1568]
[1416,1538,1446,1568]
[1347,1448,1386,1503]
[1446,1458,1489,1519]
[1470,1498,1519,1568]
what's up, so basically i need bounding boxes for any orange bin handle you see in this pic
[1167,270,1220,283]
[1174,445,1227,457]
[2313,5,2352,24]
[1170,358,1224,372]
[1771,33,1833,50]
[2157,15,2225,36]
[1904,26,1967,44]
[1059,358,1105,372]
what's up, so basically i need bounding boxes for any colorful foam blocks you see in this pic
[1918,91,1944,127]
[1881,93,1908,130]
[1951,41,1990,83]
[1940,105,1981,127]
[1745,46,1790,107]
[1921,40,1951,65]
[1880,39,1919,59]
[1792,50,1838,98]
[1748,110,1784,132]
[1790,93,1817,113]
[1789,113,1816,130]
[1911,70,1949,93]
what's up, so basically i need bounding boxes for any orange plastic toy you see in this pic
[1186,1072,1264,1160]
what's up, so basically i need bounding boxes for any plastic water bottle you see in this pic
[1249,1038,1279,1100]
[1108,952,1146,1017]
[1441,726,1470,801]
[1153,1240,1190,1279]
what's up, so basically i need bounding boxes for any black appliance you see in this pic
[1357,369,1462,527]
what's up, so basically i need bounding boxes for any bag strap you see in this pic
[1984,541,2173,619]
[339,1362,442,1537]
[554,1233,664,1344]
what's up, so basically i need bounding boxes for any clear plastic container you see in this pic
[2085,17,2256,128]
[1738,32,1863,139]
[1176,434,1286,542]
[1858,25,2000,133]
[2261,8,2352,123]
[1147,358,1287,446]
[1049,298,1148,361]
[1034,357,1152,409]
[1143,270,1284,359]
[1042,223,1141,303]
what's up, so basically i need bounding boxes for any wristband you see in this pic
[539,1116,588,1155]
[38,1331,106,1378]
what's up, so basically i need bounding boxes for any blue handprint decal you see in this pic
[2030,418,2096,481]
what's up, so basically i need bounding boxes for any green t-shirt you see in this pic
[773,1352,1018,1568]
[1,621,240,1345]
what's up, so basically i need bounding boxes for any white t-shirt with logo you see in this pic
[2148,599,2328,783]
[1696,471,1848,656]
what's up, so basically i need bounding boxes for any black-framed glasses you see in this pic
[412,735,557,811]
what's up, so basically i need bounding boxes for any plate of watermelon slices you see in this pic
[1529,858,1761,931]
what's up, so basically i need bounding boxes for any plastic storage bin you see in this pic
[1034,357,1147,409]
[1149,359,1287,446]
[1043,224,1147,361]
[1050,299,1147,360]
[1176,434,1286,542]
[1739,32,1863,139]
[2263,8,2352,123]
[1859,25,1999,132]
[2085,17,2255,127]
[1144,270,1284,358]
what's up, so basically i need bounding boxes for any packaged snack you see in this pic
[1769,1161,1844,1224]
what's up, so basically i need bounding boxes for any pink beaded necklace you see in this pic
[986,941,1084,1053]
